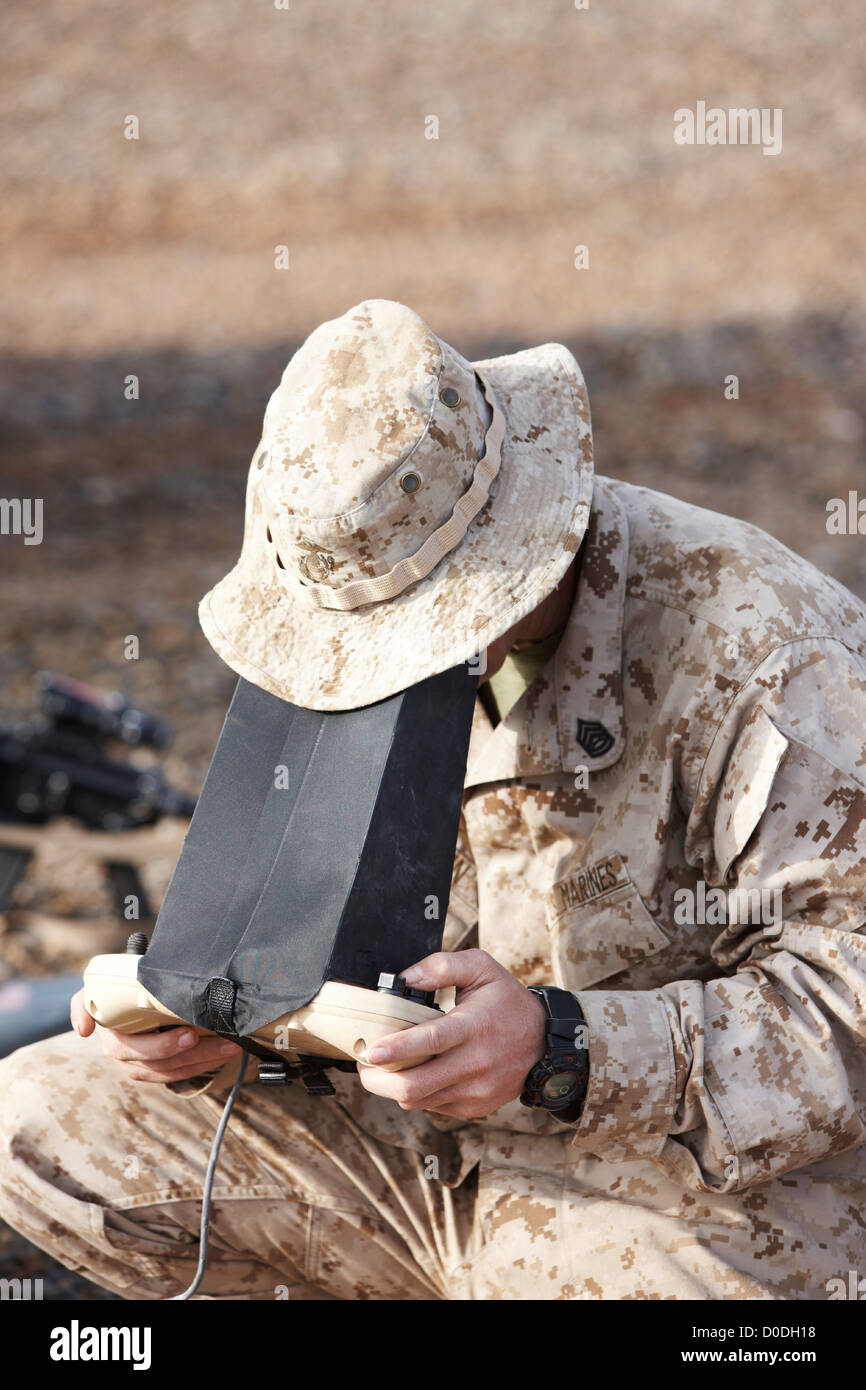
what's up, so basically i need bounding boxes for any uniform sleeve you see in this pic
[570,638,866,1192]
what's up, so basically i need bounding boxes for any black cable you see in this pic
[167,1052,249,1301]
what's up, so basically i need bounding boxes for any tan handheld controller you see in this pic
[82,952,440,1072]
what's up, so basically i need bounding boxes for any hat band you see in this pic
[292,373,506,612]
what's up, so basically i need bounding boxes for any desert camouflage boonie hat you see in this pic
[198,298,594,710]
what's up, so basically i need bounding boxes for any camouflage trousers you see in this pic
[0,1029,864,1300]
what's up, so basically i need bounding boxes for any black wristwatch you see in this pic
[519,986,589,1124]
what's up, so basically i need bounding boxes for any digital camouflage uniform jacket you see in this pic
[439,473,866,1203]
[157,471,866,1296]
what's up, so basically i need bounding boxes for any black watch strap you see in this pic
[530,984,585,1033]
[520,986,589,1123]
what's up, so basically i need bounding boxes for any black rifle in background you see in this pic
[0,672,196,1057]
[0,671,196,919]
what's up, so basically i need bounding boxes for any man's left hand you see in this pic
[357,948,547,1118]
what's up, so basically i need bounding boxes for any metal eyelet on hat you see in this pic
[400,471,422,494]
[439,387,460,408]
[255,449,268,470]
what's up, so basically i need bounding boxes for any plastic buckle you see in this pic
[296,1059,337,1097]
[258,1059,291,1086]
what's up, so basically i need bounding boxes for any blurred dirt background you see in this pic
[1,0,864,1298]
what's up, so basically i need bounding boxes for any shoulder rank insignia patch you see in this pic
[576,718,615,758]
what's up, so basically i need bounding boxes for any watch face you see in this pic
[541,1070,582,1104]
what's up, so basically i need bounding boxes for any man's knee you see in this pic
[0,1033,210,1298]
[0,1032,80,1175]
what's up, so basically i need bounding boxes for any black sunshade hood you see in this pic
[138,664,478,1036]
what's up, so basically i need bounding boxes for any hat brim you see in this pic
[198,342,594,711]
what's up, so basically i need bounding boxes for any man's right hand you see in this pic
[69,988,241,1083]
